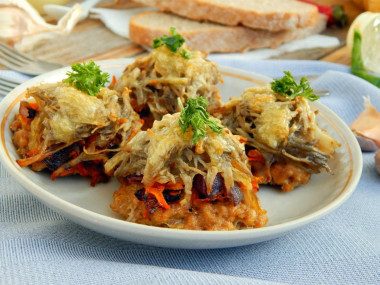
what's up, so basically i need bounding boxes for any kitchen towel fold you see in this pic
[0,60,379,285]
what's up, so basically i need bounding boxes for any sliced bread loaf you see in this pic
[133,0,319,31]
[129,11,327,53]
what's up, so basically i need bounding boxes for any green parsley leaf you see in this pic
[63,61,109,96]
[271,71,319,101]
[153,27,191,59]
[178,97,223,144]
[179,49,193,59]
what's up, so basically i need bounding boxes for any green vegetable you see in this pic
[178,97,223,144]
[332,5,348,28]
[179,49,193,59]
[63,61,109,96]
[351,29,380,88]
[271,71,319,101]
[153,27,192,59]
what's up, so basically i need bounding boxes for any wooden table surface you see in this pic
[3,0,365,70]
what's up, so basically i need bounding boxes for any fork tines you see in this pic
[0,41,38,72]
[0,76,24,97]
[0,42,63,75]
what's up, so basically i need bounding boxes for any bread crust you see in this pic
[129,12,327,53]
[134,0,319,31]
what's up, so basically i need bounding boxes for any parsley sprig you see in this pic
[179,49,193,59]
[63,61,109,96]
[153,27,193,59]
[178,97,223,144]
[271,71,319,101]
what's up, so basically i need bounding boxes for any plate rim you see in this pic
[0,59,363,249]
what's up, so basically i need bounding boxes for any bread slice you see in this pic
[129,11,327,53]
[133,0,319,32]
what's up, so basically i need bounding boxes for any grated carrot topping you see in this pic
[122,87,132,94]
[145,183,170,209]
[247,149,265,163]
[18,114,29,126]
[28,102,39,110]
[26,149,40,158]
[238,136,247,143]
[251,177,263,192]
[127,129,141,142]
[164,182,184,190]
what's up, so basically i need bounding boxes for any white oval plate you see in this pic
[0,59,362,249]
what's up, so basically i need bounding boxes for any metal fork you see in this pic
[0,76,25,97]
[0,42,64,76]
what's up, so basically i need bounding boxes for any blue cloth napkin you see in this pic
[1,59,379,285]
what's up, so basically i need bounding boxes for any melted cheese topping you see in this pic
[216,86,340,176]
[151,46,218,99]
[105,112,255,204]
[48,85,108,142]
[27,82,138,145]
[113,44,220,122]
[255,100,296,149]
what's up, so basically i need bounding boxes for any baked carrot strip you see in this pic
[145,183,170,209]
[247,149,265,163]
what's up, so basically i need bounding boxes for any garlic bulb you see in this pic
[0,0,82,52]
[351,97,380,151]
[355,135,378,152]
